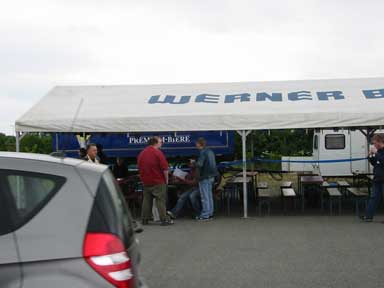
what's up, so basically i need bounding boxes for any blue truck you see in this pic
[53,131,234,159]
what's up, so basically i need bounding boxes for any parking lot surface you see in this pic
[138,216,384,288]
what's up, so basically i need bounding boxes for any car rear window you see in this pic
[0,170,66,235]
[87,171,134,247]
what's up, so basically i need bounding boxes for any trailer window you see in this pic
[325,134,345,150]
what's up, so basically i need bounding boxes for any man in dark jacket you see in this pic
[361,134,384,222]
[195,137,218,221]
[96,144,108,164]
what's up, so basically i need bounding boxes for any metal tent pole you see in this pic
[358,127,377,174]
[237,130,251,218]
[250,132,255,172]
[55,133,59,152]
[15,131,20,152]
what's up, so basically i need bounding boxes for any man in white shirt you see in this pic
[83,143,100,164]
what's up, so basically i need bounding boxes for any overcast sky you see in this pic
[1,0,384,135]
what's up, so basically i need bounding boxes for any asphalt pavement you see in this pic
[138,215,384,288]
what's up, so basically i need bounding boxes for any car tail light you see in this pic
[83,233,134,288]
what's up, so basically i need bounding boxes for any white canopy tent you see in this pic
[15,77,384,217]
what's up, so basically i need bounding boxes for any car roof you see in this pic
[0,152,108,174]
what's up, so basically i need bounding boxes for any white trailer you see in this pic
[283,129,382,176]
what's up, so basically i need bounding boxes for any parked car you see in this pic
[0,152,146,288]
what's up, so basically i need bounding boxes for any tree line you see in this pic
[0,133,52,154]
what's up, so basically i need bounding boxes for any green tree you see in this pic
[235,129,313,158]
[0,133,52,154]
[0,133,16,151]
[234,129,313,170]
[20,134,52,154]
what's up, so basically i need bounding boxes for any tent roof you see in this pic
[15,77,384,133]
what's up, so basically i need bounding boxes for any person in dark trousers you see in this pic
[195,137,218,221]
[137,136,173,226]
[167,160,201,219]
[96,144,108,164]
[112,157,128,179]
[361,134,384,222]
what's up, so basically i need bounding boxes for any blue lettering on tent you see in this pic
[317,91,344,100]
[224,93,251,103]
[288,91,312,101]
[147,88,384,104]
[363,89,384,99]
[195,94,220,103]
[256,92,283,102]
[148,95,191,104]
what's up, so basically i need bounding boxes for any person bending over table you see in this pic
[167,160,201,219]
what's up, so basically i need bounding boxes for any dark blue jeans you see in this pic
[365,182,384,219]
[170,188,201,217]
[199,177,214,219]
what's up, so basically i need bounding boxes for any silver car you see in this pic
[0,152,146,288]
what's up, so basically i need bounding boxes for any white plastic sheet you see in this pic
[15,77,384,132]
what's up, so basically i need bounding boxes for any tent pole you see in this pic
[359,127,377,174]
[250,132,255,172]
[242,131,248,218]
[237,130,251,218]
[55,133,59,152]
[15,131,20,152]
[366,128,371,174]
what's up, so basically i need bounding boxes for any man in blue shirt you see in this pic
[361,134,384,222]
[195,137,218,221]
